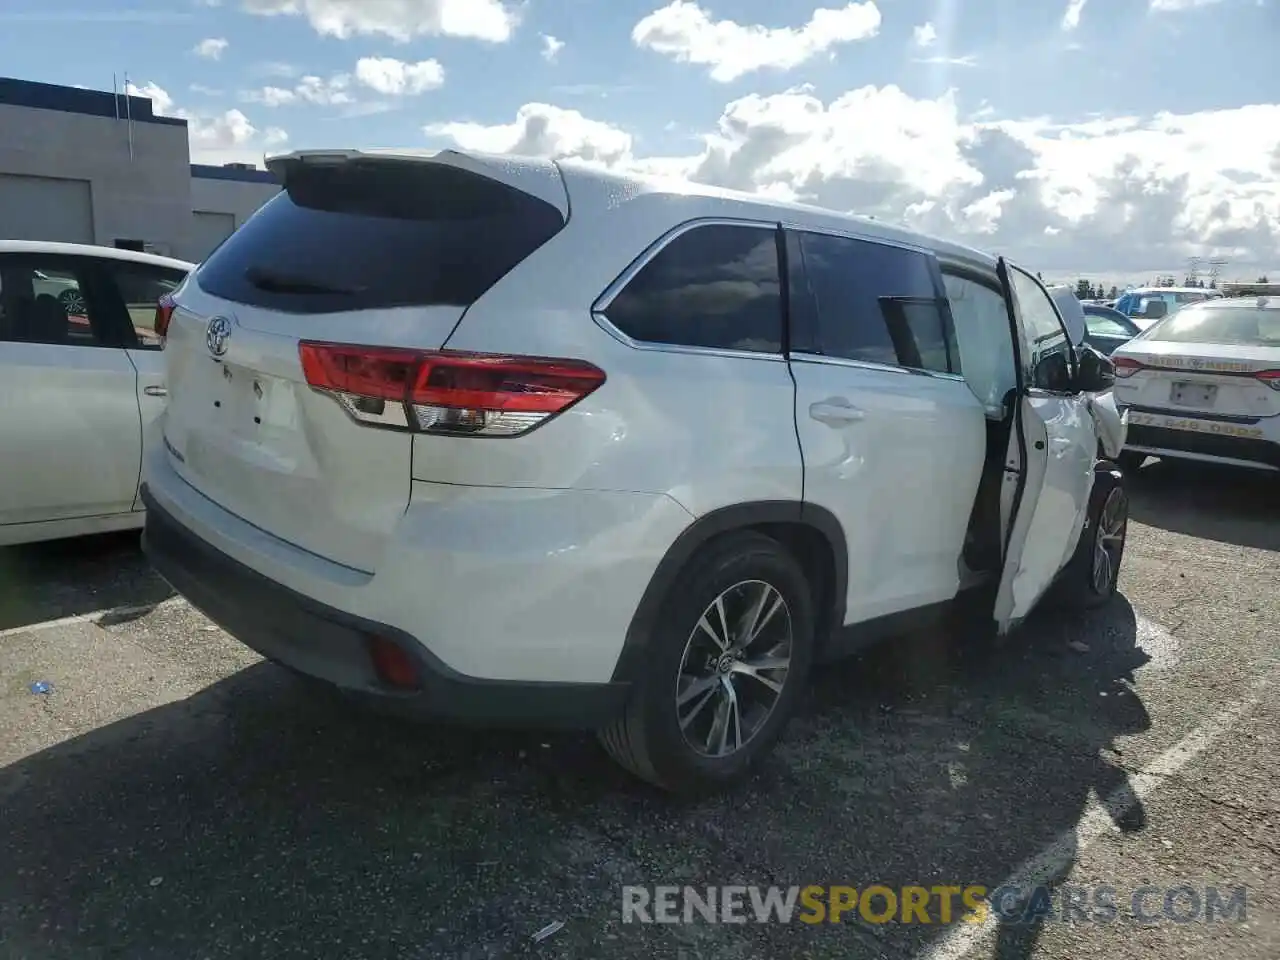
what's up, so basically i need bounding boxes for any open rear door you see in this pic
[992,258,1097,633]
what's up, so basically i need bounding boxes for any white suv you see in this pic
[141,149,1129,792]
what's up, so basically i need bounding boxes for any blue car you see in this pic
[1081,304,1142,356]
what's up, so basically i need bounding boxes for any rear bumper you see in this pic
[141,485,630,728]
[1125,423,1280,471]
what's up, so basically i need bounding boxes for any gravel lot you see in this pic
[1,459,1277,960]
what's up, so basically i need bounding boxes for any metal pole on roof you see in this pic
[124,71,134,160]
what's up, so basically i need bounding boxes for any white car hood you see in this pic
[1088,389,1127,460]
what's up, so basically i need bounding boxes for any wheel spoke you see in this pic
[737,583,783,651]
[679,680,719,731]
[706,687,733,755]
[696,612,730,652]
[730,661,785,694]
[677,673,719,708]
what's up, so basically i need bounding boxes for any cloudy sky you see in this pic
[2,0,1277,283]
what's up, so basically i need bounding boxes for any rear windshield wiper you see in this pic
[244,266,366,296]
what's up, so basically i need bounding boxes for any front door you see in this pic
[994,259,1098,632]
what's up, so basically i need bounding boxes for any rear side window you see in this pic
[602,224,782,354]
[788,231,958,374]
[195,161,566,314]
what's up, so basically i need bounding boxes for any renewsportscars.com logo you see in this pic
[622,884,1248,926]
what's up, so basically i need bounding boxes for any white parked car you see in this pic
[0,241,193,546]
[1113,296,1280,473]
[140,149,1128,791]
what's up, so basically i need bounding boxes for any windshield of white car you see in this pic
[1144,304,1280,346]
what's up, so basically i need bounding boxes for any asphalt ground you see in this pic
[0,458,1276,960]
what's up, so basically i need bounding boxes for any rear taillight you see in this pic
[154,294,176,343]
[1256,370,1280,391]
[1112,356,1144,378]
[298,342,605,437]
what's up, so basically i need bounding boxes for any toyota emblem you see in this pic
[206,315,232,357]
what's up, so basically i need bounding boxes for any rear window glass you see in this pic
[1146,305,1280,346]
[194,161,565,314]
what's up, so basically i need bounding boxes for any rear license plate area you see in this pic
[1170,381,1216,407]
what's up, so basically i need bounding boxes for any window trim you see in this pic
[784,227,966,381]
[1007,264,1080,397]
[591,217,787,362]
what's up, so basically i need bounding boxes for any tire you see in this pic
[598,531,815,793]
[1054,470,1129,610]
[1117,450,1146,474]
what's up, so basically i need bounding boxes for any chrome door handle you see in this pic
[809,398,865,425]
[143,385,168,397]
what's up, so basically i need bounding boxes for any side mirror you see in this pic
[1074,344,1115,392]
[1032,351,1073,392]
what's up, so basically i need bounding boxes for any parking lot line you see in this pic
[920,669,1275,960]
[0,597,184,641]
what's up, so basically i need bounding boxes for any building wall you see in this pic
[190,170,280,260]
[0,78,282,264]
[0,101,192,258]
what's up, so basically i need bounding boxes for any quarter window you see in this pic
[789,231,957,374]
[102,261,188,349]
[603,224,782,354]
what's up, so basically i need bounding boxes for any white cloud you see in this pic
[913,54,978,67]
[541,33,564,62]
[243,73,353,106]
[241,0,518,42]
[632,0,882,82]
[425,103,635,169]
[422,88,1280,277]
[1149,0,1224,9]
[126,81,287,167]
[193,36,229,59]
[1062,0,1088,30]
[912,21,937,47]
[354,56,445,94]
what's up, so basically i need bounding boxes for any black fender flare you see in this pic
[610,500,848,684]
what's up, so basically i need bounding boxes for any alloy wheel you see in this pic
[1092,487,1128,594]
[675,579,793,758]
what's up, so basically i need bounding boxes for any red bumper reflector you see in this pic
[367,636,421,690]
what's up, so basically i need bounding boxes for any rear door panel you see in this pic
[786,230,985,624]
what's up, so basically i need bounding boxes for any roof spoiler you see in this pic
[263,148,569,216]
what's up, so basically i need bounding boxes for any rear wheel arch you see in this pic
[611,500,848,684]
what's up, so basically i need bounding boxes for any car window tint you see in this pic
[195,160,566,314]
[0,257,111,347]
[604,224,782,353]
[791,232,955,373]
[1085,311,1132,338]
[943,272,1017,413]
[102,261,188,349]
[1146,304,1280,346]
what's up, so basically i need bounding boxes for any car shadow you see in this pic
[0,597,1155,959]
[0,530,174,633]
[1127,458,1280,552]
